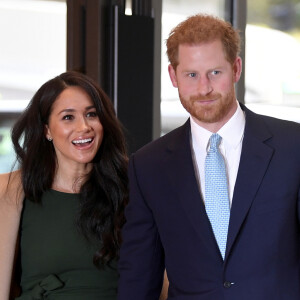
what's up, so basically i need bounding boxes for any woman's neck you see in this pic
[52,164,91,193]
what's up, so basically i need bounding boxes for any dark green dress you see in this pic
[16,190,118,300]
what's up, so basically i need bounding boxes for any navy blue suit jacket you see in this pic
[118,105,300,300]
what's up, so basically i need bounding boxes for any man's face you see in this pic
[168,39,242,132]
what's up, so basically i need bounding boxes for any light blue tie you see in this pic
[205,133,230,260]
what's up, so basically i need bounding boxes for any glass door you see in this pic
[245,0,300,122]
[0,0,66,173]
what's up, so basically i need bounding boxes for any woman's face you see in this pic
[45,86,104,170]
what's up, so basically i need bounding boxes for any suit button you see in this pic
[223,281,232,288]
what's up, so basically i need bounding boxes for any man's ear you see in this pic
[168,64,178,88]
[233,56,242,83]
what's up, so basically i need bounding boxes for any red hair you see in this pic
[166,14,241,68]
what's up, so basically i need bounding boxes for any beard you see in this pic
[179,87,236,124]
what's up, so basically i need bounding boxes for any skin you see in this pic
[0,170,23,299]
[0,87,104,296]
[168,39,242,133]
[45,86,104,192]
[160,39,243,297]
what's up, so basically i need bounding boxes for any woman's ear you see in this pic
[44,125,52,141]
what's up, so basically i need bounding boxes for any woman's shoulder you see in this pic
[0,170,24,211]
[0,170,24,300]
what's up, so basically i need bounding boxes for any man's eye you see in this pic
[211,70,220,75]
[188,73,197,78]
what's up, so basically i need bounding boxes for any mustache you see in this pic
[189,93,221,101]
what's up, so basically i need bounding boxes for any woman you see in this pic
[0,71,128,299]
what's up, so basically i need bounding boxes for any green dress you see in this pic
[16,190,118,300]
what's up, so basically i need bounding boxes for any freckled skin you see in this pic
[168,40,242,132]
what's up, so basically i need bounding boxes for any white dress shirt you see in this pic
[190,101,245,206]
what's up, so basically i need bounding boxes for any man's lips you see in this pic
[196,99,216,102]
[190,93,221,102]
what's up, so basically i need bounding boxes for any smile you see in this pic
[72,138,93,145]
[195,99,217,105]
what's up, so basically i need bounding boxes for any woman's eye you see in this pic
[87,111,98,118]
[62,115,73,120]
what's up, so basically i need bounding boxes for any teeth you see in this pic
[72,138,92,144]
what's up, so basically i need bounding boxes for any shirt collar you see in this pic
[218,101,245,149]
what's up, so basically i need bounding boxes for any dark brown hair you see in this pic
[12,71,128,266]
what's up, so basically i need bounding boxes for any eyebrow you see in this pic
[182,65,224,72]
[208,66,224,71]
[58,105,96,115]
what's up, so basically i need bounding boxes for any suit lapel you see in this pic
[163,106,275,260]
[165,120,221,257]
[225,106,274,258]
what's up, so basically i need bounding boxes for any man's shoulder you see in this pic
[244,105,300,137]
[263,115,300,132]
[133,121,189,159]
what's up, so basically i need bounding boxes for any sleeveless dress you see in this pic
[16,190,118,300]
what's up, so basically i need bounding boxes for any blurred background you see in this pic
[1,0,300,173]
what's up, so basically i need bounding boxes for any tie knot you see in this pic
[209,133,222,150]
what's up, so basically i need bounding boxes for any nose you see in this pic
[197,76,213,96]
[76,117,91,132]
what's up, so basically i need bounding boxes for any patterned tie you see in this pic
[205,133,230,260]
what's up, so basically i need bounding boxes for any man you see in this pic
[118,14,300,300]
